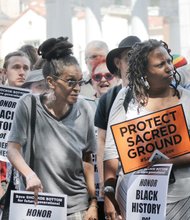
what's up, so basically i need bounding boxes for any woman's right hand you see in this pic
[25,172,43,205]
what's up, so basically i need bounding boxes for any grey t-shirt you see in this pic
[8,93,97,214]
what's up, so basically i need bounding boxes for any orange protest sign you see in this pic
[111,104,190,174]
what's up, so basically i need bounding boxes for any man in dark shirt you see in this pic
[94,36,141,213]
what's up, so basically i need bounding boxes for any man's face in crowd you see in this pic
[5,56,30,87]
[85,48,107,73]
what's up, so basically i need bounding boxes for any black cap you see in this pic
[106,36,141,74]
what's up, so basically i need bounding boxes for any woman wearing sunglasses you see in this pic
[91,59,121,98]
[7,37,98,220]
[84,59,120,220]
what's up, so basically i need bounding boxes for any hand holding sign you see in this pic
[25,172,43,205]
[9,191,67,220]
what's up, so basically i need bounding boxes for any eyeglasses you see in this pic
[92,72,114,82]
[53,75,85,87]
[86,55,104,61]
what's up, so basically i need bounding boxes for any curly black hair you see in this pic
[38,37,79,79]
[127,39,181,108]
[38,37,73,61]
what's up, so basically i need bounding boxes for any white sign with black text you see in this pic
[0,86,30,161]
[9,191,67,220]
[127,164,172,220]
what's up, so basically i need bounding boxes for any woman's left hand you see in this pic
[84,205,98,220]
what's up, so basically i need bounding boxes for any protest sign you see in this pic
[111,104,190,173]
[0,86,29,161]
[9,191,67,220]
[126,164,172,220]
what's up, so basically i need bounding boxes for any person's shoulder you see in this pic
[108,87,130,116]
[107,84,122,95]
[98,91,107,102]
[178,64,190,84]
[78,95,95,106]
[19,92,32,101]
[78,94,97,110]
[79,94,95,102]
[178,85,190,95]
[76,95,94,109]
[99,84,122,102]
[80,82,95,98]
[19,92,38,102]
[177,86,190,106]
[178,64,190,74]
[18,93,40,111]
[114,86,129,102]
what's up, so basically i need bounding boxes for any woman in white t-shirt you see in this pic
[104,39,190,220]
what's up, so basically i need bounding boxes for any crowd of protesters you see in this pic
[0,35,190,220]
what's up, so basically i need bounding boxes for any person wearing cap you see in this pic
[172,54,187,69]
[22,69,47,94]
[95,36,141,130]
[94,36,141,218]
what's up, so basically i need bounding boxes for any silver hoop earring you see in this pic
[141,77,150,90]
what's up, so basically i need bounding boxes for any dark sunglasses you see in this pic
[92,72,114,82]
[53,75,85,87]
